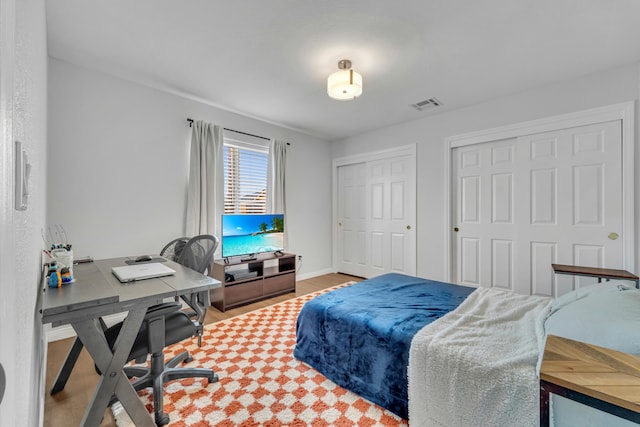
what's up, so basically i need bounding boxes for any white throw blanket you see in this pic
[408,287,551,427]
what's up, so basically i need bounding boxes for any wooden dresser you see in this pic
[540,335,640,426]
[551,264,639,288]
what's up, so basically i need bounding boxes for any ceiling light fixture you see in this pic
[327,59,363,101]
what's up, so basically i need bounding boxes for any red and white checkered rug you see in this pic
[112,283,409,426]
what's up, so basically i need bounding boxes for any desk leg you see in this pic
[72,309,154,427]
[540,381,550,427]
[50,336,83,395]
[51,317,108,395]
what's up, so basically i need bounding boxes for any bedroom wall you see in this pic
[332,62,640,282]
[48,58,333,278]
[0,0,48,425]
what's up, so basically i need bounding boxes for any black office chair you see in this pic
[159,236,189,263]
[105,234,220,426]
[161,234,219,343]
[160,234,218,275]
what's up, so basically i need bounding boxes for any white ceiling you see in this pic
[46,0,640,141]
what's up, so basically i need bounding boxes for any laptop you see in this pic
[112,263,176,283]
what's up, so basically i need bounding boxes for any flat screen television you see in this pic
[221,214,285,259]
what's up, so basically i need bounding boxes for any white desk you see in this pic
[41,258,220,427]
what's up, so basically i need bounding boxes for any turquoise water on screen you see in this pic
[222,233,284,257]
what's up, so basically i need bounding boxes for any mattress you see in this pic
[293,273,475,418]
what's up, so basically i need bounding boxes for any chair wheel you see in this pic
[208,373,219,383]
[155,413,170,426]
[184,355,193,363]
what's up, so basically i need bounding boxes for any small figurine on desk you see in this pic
[47,261,62,288]
[60,267,73,283]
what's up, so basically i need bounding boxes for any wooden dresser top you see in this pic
[541,335,640,413]
[551,264,639,281]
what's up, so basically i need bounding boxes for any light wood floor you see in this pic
[43,273,360,427]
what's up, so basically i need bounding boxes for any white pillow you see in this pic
[545,282,640,355]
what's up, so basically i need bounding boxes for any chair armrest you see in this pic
[180,290,209,346]
[180,291,208,324]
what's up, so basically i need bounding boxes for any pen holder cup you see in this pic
[51,248,73,282]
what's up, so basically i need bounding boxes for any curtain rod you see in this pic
[187,118,290,144]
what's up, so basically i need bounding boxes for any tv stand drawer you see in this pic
[264,273,295,295]
[225,280,262,305]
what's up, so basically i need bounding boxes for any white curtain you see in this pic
[266,139,287,214]
[267,139,288,248]
[185,121,223,237]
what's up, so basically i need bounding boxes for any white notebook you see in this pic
[112,263,176,283]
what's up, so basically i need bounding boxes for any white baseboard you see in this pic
[296,267,335,281]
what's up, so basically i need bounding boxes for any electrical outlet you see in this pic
[297,255,302,261]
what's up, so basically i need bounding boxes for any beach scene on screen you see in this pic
[222,214,284,257]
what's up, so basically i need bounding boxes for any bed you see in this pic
[293,273,475,418]
[294,272,640,426]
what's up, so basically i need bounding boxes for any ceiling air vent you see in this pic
[411,97,442,111]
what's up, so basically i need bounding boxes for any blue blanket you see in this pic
[293,273,475,419]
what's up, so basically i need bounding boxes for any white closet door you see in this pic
[452,138,518,290]
[367,155,416,276]
[452,120,623,297]
[337,154,416,278]
[517,121,623,296]
[337,163,368,278]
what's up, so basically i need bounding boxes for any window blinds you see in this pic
[223,140,268,214]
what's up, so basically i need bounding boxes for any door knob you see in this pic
[608,232,619,240]
[338,222,342,227]
[454,227,459,232]
[406,225,411,230]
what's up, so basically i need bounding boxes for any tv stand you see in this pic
[211,252,296,312]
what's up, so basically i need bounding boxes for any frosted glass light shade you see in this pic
[327,68,363,100]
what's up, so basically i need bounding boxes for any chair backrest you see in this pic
[175,235,219,275]
[160,237,190,262]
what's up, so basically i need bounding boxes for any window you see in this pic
[223,135,269,214]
